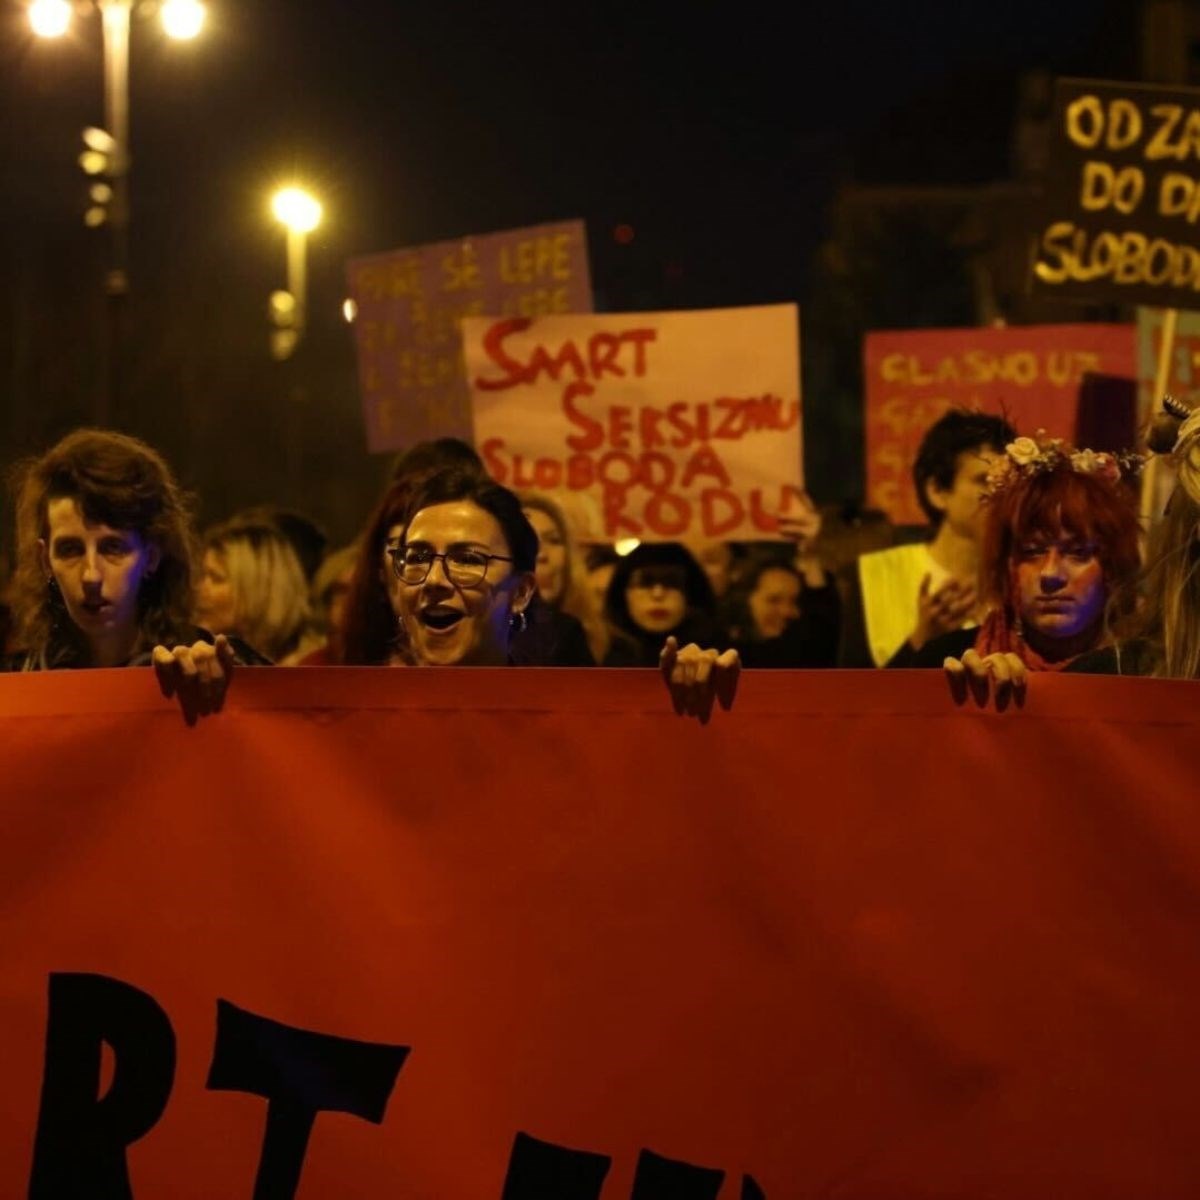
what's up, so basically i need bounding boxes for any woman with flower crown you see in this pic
[889,432,1143,697]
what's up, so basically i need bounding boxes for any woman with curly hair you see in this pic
[3,429,254,714]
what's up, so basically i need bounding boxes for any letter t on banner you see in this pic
[206,1000,409,1200]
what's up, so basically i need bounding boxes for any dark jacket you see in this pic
[509,603,595,667]
[885,627,979,669]
[731,576,842,669]
[1065,640,1157,676]
[1,625,269,672]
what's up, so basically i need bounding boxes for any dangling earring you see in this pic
[510,608,528,636]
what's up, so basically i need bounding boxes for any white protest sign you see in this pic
[464,304,803,541]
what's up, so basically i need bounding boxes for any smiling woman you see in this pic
[388,470,538,667]
[326,464,740,721]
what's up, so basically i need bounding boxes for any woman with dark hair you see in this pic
[601,542,719,667]
[343,467,738,717]
[723,556,840,668]
[2,429,252,715]
[328,443,487,667]
[387,468,537,667]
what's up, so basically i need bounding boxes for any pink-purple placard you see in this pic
[347,220,592,453]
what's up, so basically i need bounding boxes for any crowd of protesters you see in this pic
[1,397,1197,718]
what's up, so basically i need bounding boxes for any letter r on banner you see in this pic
[29,972,177,1200]
[206,1000,409,1200]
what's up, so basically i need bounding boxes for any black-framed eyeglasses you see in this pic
[389,545,513,588]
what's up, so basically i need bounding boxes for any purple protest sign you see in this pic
[346,220,592,453]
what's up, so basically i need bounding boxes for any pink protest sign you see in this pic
[464,305,804,542]
[864,324,1136,525]
[347,221,592,453]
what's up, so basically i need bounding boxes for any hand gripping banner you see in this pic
[1,667,1199,1198]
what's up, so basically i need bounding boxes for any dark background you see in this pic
[0,0,1170,552]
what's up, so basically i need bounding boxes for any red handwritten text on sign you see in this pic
[466,306,804,541]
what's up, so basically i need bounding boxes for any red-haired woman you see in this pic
[890,434,1142,697]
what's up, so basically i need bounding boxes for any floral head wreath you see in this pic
[983,430,1143,500]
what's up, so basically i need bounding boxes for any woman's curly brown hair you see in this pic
[9,428,197,655]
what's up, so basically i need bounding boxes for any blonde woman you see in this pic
[196,517,321,664]
[1070,399,1200,678]
[519,492,609,665]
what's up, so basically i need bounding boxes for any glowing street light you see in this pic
[271,187,323,235]
[28,0,206,425]
[160,0,205,40]
[269,187,323,361]
[29,0,71,38]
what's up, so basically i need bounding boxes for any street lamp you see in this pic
[160,0,205,40]
[29,0,71,38]
[269,186,322,361]
[28,0,207,423]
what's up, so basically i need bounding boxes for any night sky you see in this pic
[0,0,1139,541]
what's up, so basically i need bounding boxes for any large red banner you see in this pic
[1,667,1199,1197]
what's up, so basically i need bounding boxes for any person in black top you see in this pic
[723,557,840,668]
[602,542,719,667]
[518,492,605,666]
[373,468,740,719]
[333,439,592,667]
[2,428,261,717]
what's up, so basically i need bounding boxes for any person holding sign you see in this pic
[853,411,1013,667]
[601,543,720,668]
[911,435,1142,700]
[389,470,739,720]
[330,439,597,668]
[2,429,261,719]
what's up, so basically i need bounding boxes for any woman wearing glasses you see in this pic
[337,466,738,719]
[388,469,537,667]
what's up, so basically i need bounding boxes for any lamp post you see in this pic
[28,0,206,425]
[269,187,322,362]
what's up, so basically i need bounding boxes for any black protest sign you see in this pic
[1031,77,1200,310]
